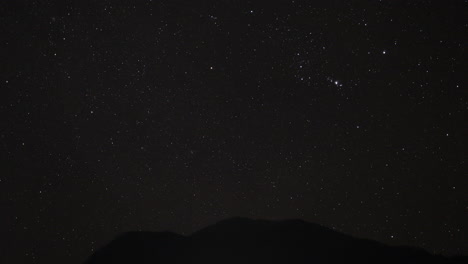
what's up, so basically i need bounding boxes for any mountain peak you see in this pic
[86,218,467,264]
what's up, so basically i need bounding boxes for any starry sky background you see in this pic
[1,0,467,263]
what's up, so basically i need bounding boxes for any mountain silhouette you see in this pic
[85,218,467,264]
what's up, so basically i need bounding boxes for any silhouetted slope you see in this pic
[86,232,184,263]
[85,218,467,264]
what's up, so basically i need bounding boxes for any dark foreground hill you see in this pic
[85,218,467,264]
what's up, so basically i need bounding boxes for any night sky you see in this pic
[1,1,467,263]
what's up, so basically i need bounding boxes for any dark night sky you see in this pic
[1,0,467,263]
